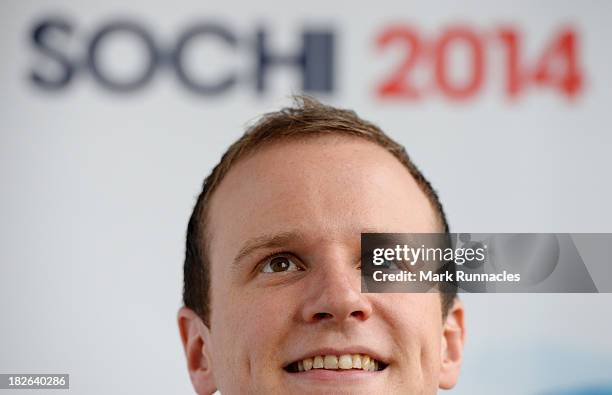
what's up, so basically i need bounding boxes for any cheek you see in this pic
[210,279,297,367]
[378,295,443,383]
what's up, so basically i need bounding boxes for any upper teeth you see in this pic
[295,354,379,372]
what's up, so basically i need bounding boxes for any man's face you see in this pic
[202,135,461,394]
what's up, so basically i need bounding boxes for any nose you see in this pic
[301,251,373,324]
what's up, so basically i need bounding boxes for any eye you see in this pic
[386,260,400,270]
[261,255,302,273]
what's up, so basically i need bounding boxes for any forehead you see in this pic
[207,135,438,261]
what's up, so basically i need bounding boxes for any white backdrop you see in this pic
[1,0,612,394]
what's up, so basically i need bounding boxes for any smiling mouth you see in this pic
[284,354,388,373]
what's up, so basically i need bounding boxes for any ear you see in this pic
[178,307,217,395]
[438,298,466,390]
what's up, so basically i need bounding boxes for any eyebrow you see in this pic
[232,231,304,267]
[232,227,385,267]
